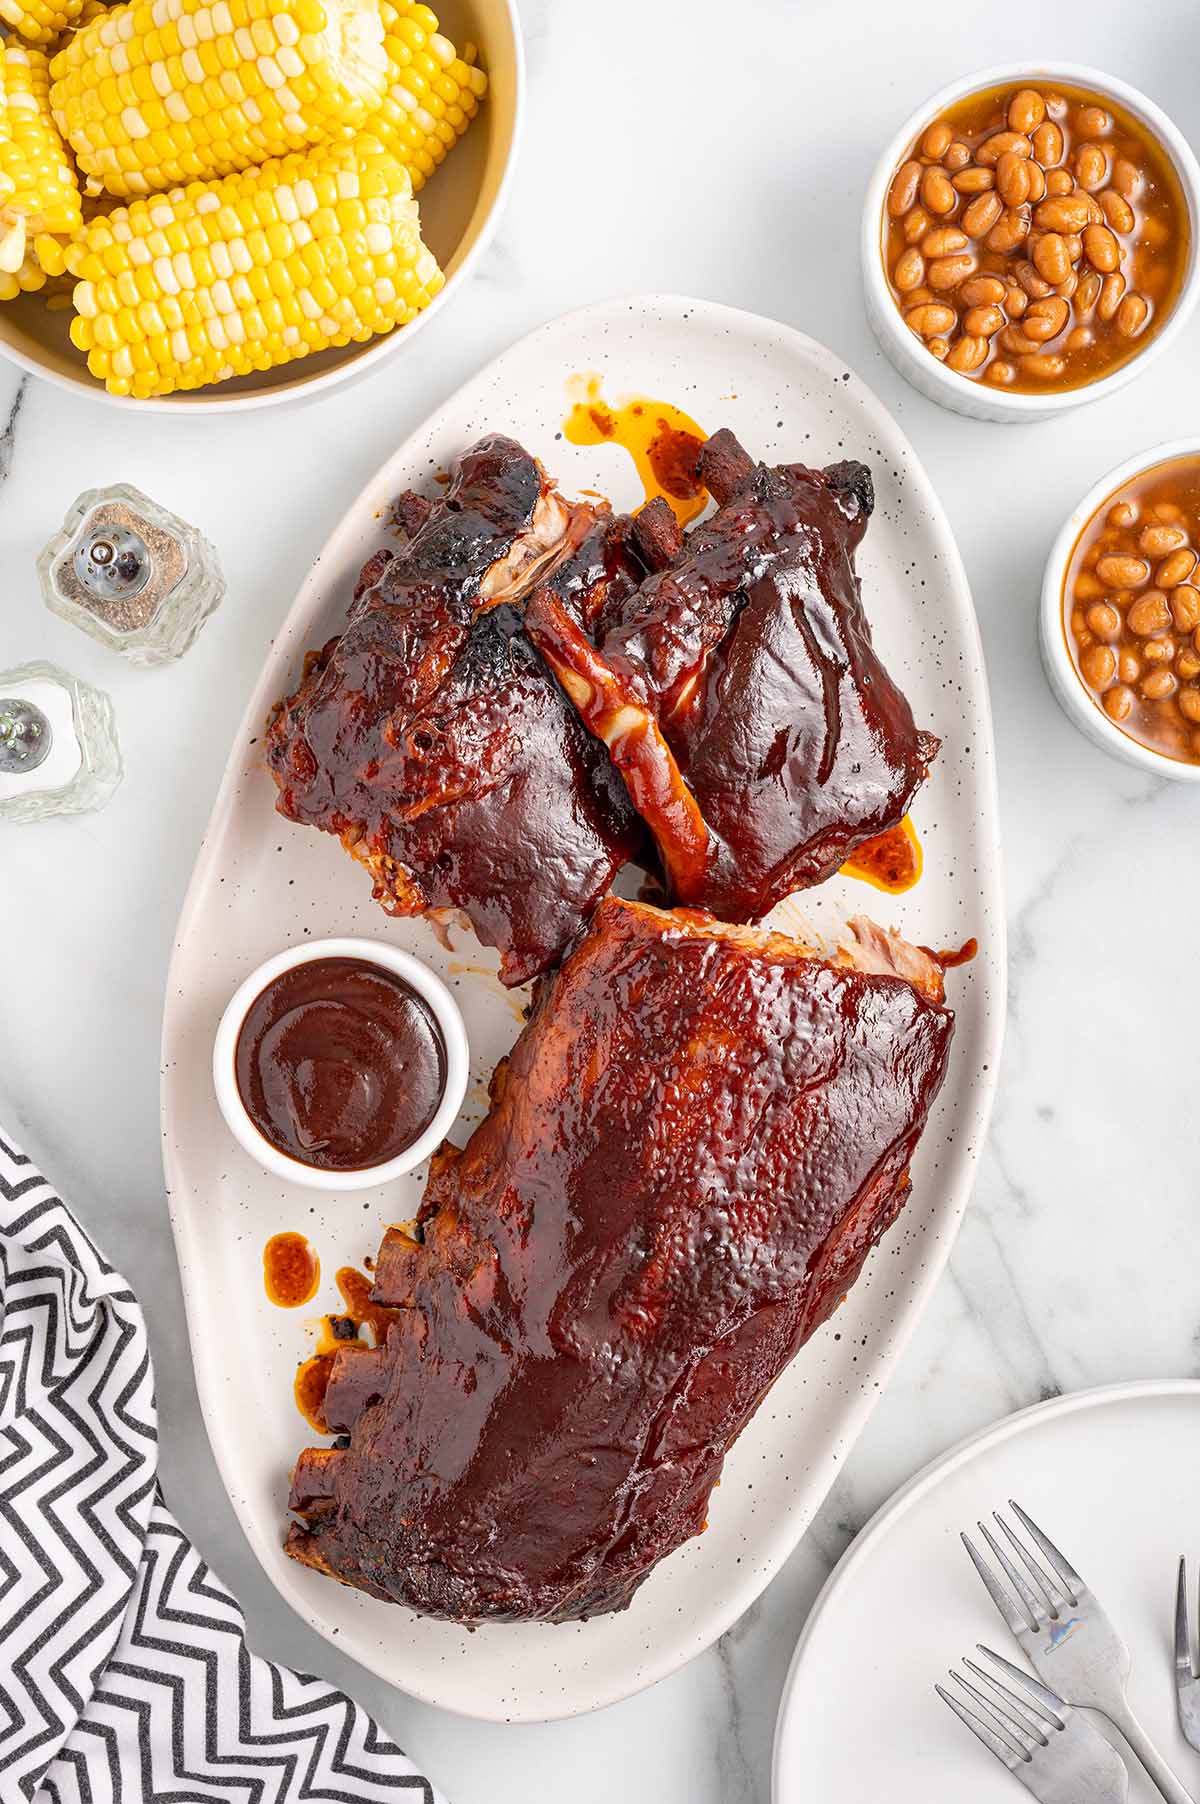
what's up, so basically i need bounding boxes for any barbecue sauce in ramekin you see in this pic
[234,956,446,1172]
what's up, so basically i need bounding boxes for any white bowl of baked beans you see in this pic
[1041,440,1200,779]
[864,65,1200,422]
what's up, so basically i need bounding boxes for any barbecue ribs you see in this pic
[285,897,955,1622]
[268,430,938,975]
[526,429,939,920]
[265,436,652,985]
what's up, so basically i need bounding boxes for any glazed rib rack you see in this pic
[286,899,955,1622]
[266,427,939,981]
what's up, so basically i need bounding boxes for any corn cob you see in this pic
[64,134,443,396]
[70,0,113,25]
[0,44,82,297]
[373,0,486,192]
[49,0,390,199]
[0,0,84,48]
[6,0,113,48]
[36,193,114,307]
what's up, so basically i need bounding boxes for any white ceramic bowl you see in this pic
[212,935,469,1189]
[862,62,1200,423]
[1040,437,1200,781]
[0,0,522,412]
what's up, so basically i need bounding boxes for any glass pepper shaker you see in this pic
[37,483,225,668]
[0,660,122,822]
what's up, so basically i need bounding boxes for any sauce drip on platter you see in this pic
[841,816,923,893]
[235,956,446,1171]
[922,935,979,970]
[564,374,709,526]
[294,1264,403,1435]
[263,1231,319,1307]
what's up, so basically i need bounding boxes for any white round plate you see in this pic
[161,292,1005,1721]
[774,1381,1200,1803]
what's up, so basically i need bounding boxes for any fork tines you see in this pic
[1175,1555,1200,1752]
[962,1499,1083,1633]
[937,1645,1068,1769]
[1177,1556,1196,1683]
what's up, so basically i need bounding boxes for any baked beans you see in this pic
[884,81,1189,393]
[1064,455,1200,762]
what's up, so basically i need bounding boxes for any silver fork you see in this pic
[963,1499,1195,1804]
[1174,1557,1200,1751]
[938,1645,1129,1801]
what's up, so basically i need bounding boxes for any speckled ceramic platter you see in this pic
[161,294,1005,1722]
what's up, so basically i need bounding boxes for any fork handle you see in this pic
[1107,1699,1196,1804]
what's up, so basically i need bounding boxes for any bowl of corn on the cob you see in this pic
[0,0,520,406]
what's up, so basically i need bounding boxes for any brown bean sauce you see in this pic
[263,1230,320,1306]
[1063,455,1200,763]
[883,80,1189,393]
[236,956,446,1171]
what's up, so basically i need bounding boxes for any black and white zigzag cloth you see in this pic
[0,1130,443,1804]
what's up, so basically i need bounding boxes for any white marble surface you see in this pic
[3,2,1200,1798]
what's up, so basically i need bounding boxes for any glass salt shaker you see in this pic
[0,660,123,822]
[37,483,225,668]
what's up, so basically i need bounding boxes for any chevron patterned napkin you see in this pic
[0,1130,444,1804]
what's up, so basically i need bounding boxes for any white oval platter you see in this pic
[161,293,1005,1722]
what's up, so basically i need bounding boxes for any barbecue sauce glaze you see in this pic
[840,816,923,893]
[235,956,445,1170]
[563,375,709,526]
[262,1231,320,1306]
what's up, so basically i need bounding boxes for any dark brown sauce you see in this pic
[922,936,979,969]
[263,1231,319,1306]
[294,1265,404,1434]
[235,956,446,1171]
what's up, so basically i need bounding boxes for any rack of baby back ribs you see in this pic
[267,428,960,1624]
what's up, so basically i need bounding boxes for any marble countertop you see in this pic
[4,1,1200,1798]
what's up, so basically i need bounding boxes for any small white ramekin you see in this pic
[862,62,1200,423]
[1040,437,1200,780]
[213,936,469,1189]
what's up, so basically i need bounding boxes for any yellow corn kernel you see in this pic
[370,0,485,192]
[0,44,82,290]
[63,135,442,395]
[50,0,389,198]
[0,0,100,47]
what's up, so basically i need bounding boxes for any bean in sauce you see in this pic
[884,81,1189,392]
[1063,454,1200,763]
